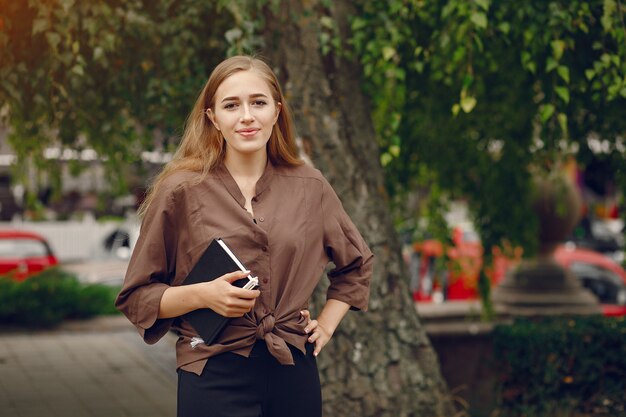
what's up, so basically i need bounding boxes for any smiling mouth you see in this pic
[237,129,260,137]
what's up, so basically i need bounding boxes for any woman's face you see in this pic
[207,70,281,159]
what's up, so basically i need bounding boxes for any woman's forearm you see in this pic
[158,285,202,319]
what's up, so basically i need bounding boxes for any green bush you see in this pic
[0,268,120,327]
[493,316,626,417]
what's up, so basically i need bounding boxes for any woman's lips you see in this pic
[237,128,259,137]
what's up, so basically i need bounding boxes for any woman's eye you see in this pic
[252,100,267,106]
[223,103,238,110]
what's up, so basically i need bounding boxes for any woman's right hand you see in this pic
[195,270,260,317]
[158,270,260,319]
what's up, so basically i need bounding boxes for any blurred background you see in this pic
[1,1,626,416]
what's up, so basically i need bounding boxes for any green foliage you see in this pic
[0,268,120,327]
[0,0,234,192]
[2,0,626,282]
[493,316,626,416]
[350,0,626,257]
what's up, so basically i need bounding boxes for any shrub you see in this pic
[0,268,120,327]
[493,316,626,417]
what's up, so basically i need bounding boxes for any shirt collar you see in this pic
[216,159,275,207]
[254,159,275,197]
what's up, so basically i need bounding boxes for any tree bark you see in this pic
[262,1,455,416]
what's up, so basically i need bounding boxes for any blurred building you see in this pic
[0,127,170,220]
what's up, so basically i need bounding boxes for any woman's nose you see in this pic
[240,104,254,122]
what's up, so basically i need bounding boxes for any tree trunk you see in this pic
[261,1,455,416]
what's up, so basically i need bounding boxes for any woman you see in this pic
[115,55,373,417]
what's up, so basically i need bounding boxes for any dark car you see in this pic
[0,230,59,281]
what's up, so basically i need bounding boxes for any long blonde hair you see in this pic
[139,56,302,217]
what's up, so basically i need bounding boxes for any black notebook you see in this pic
[182,238,258,345]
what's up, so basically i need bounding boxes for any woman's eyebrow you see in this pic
[220,93,269,103]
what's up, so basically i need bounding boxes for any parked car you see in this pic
[0,230,59,281]
[553,244,626,317]
[568,217,625,264]
[411,235,626,316]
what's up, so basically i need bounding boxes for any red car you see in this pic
[0,230,59,281]
[553,245,626,317]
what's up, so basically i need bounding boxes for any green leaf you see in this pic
[498,22,510,34]
[382,46,396,61]
[554,86,570,103]
[473,33,484,52]
[389,144,401,157]
[32,18,48,35]
[476,0,490,11]
[471,12,488,29]
[460,95,477,113]
[607,83,620,98]
[452,103,461,116]
[320,16,334,30]
[557,66,570,84]
[601,53,611,65]
[380,152,393,167]
[551,40,566,60]
[59,0,75,12]
[584,69,595,80]
[546,57,558,72]
[540,104,555,122]
[602,0,617,31]
[71,65,84,76]
[351,17,367,31]
[46,32,61,50]
[557,113,568,133]
[319,32,330,46]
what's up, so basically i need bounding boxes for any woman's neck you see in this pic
[224,150,267,181]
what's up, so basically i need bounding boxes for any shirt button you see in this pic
[259,217,265,222]
[262,278,269,284]
[261,246,268,252]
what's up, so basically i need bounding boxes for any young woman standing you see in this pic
[116,56,373,417]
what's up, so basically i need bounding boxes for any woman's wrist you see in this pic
[317,299,350,334]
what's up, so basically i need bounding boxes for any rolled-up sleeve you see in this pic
[115,185,179,344]
[321,178,373,311]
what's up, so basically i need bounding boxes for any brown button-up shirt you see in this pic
[115,161,373,375]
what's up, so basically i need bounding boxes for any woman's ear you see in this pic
[274,102,282,124]
[206,108,220,131]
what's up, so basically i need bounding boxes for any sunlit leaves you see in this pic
[470,11,487,29]
[540,104,556,122]
[601,0,617,31]
[557,66,570,84]
[350,0,626,256]
[554,86,570,103]
[551,39,566,61]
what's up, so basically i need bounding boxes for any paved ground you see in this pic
[0,316,177,417]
